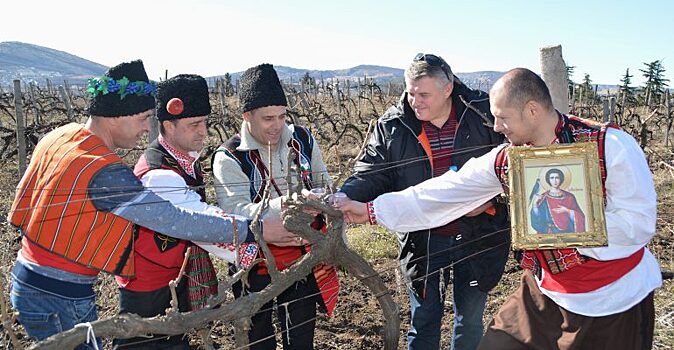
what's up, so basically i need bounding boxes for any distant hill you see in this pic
[215,66,506,92]
[220,64,406,86]
[0,41,107,85]
[455,71,505,91]
[1,41,622,94]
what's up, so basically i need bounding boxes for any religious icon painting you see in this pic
[507,142,608,250]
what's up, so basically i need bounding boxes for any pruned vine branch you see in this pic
[28,143,400,350]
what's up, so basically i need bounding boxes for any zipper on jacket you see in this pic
[454,94,489,140]
[398,118,433,175]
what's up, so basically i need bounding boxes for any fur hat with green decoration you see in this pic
[86,60,157,117]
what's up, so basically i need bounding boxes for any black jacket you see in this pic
[341,80,510,294]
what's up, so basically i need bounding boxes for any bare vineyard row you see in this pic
[1,79,672,172]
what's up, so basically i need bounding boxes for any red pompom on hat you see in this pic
[166,98,184,115]
[156,74,211,121]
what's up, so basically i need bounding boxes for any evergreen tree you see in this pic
[223,73,234,96]
[301,72,316,87]
[578,73,596,102]
[640,60,669,106]
[566,65,576,98]
[619,68,637,106]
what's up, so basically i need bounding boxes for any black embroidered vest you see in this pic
[212,125,315,203]
[134,140,206,263]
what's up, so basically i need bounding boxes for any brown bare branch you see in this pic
[331,119,376,192]
[0,272,22,349]
[16,82,405,350]
[282,195,400,350]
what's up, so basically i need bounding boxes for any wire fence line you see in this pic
[3,77,671,173]
[112,228,512,349]
[2,76,674,349]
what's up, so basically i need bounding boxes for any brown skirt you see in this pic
[478,271,654,350]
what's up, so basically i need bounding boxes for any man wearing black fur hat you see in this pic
[7,62,284,349]
[212,63,338,350]
[112,74,229,349]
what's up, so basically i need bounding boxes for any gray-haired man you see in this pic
[339,53,510,350]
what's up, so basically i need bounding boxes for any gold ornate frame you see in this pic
[508,142,608,250]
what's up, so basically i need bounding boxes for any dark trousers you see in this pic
[478,271,655,350]
[113,282,190,350]
[234,266,320,350]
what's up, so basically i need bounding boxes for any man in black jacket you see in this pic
[340,53,510,350]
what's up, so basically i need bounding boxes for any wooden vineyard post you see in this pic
[609,96,616,124]
[29,82,41,125]
[14,80,27,174]
[219,81,226,118]
[665,90,672,147]
[335,80,342,114]
[569,84,576,113]
[58,85,74,120]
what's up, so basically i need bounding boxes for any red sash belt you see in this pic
[538,247,644,293]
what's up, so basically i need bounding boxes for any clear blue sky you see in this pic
[2,0,672,85]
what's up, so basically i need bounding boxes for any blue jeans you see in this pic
[407,234,488,350]
[10,265,101,350]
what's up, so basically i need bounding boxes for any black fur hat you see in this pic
[86,60,156,117]
[156,74,211,122]
[238,64,287,113]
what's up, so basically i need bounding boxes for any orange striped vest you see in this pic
[8,123,135,277]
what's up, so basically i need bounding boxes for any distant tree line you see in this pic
[567,60,670,108]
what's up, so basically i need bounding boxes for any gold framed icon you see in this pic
[507,142,608,250]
